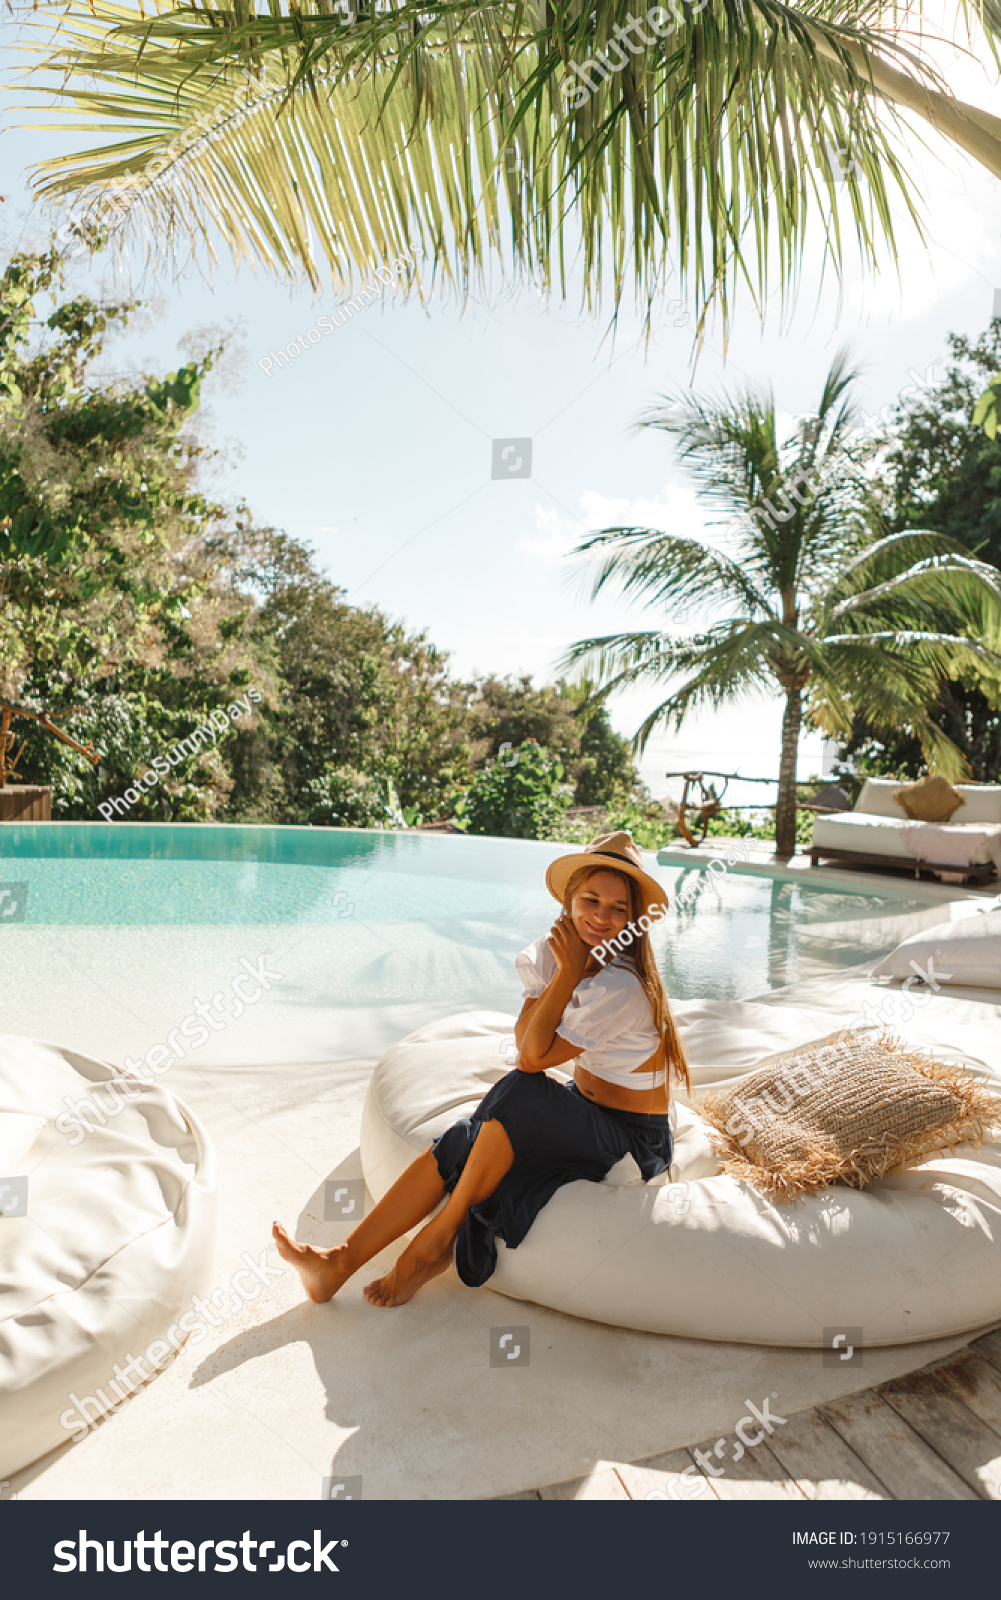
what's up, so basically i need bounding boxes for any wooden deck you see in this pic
[500,1329,1001,1502]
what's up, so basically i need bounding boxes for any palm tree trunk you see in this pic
[774,687,802,859]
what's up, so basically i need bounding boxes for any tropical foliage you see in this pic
[15,0,1001,336]
[464,674,639,805]
[560,351,1001,856]
[842,324,1001,782]
[232,525,474,825]
[2,244,641,824]
[0,244,266,819]
[453,737,573,837]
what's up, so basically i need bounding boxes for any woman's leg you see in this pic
[272,1147,447,1304]
[363,1117,515,1307]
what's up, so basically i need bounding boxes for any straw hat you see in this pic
[545,831,669,915]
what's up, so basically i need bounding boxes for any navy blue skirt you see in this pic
[431,1069,673,1288]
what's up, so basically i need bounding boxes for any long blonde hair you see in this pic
[563,864,690,1093]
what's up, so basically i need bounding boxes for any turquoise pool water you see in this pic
[0,824,940,1010]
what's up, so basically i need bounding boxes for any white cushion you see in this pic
[0,1037,217,1480]
[854,776,1001,826]
[0,1111,46,1176]
[871,907,1001,990]
[855,777,911,819]
[952,784,1001,825]
[812,812,996,865]
[360,1009,1001,1346]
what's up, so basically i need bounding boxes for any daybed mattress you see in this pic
[360,1006,1001,1348]
[0,1036,217,1480]
[812,811,995,863]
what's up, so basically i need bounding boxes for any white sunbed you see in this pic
[809,777,1001,885]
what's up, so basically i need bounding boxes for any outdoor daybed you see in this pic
[809,777,1001,884]
[0,1037,216,1481]
[360,1007,1001,1348]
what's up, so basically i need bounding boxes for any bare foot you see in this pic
[362,1236,452,1307]
[272,1221,354,1304]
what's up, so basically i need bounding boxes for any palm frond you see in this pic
[14,0,1001,329]
[567,525,776,617]
[822,527,974,598]
[826,552,1001,624]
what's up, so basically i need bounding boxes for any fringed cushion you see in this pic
[700,1034,998,1204]
[893,774,964,822]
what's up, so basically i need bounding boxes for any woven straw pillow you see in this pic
[701,1034,997,1204]
[893,774,964,822]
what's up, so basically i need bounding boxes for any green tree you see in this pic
[234,527,472,826]
[845,324,1001,780]
[884,325,1001,570]
[464,674,638,806]
[0,245,266,819]
[561,351,1001,857]
[454,739,573,839]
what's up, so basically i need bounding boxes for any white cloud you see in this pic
[515,504,579,566]
[516,479,708,566]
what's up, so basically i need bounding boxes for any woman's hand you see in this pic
[547,912,590,987]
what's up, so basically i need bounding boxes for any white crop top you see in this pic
[514,937,667,1091]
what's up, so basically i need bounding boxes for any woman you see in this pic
[273,831,689,1306]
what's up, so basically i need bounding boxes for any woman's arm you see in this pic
[517,915,588,1074]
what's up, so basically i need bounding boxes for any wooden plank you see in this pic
[0,784,51,822]
[880,1371,1001,1499]
[616,1447,721,1504]
[933,1348,1001,1438]
[972,1328,1001,1375]
[808,847,995,885]
[538,1467,630,1501]
[685,1435,806,1501]
[821,1389,977,1500]
[764,1406,887,1500]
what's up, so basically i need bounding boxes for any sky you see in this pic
[2,11,1000,808]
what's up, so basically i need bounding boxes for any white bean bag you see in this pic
[0,1036,216,1480]
[871,906,1001,991]
[360,1007,1001,1347]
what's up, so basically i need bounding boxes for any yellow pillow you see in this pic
[893,774,964,822]
[700,1035,996,1204]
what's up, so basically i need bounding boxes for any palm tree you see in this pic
[558,351,1001,856]
[15,1,1001,336]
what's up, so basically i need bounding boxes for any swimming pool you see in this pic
[0,824,953,1064]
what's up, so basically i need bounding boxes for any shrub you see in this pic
[453,740,573,838]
